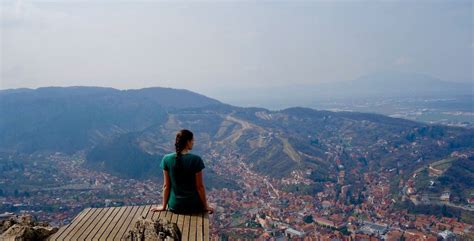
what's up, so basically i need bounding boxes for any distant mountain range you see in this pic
[318,71,471,99]
[218,71,472,109]
[0,86,472,195]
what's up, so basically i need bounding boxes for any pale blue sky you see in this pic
[1,0,472,101]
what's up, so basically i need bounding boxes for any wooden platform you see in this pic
[48,205,209,241]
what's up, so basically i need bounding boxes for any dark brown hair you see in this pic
[175,129,193,170]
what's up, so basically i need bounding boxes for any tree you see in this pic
[219,233,229,241]
[441,205,451,217]
[303,215,313,223]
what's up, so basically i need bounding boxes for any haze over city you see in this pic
[1,0,472,108]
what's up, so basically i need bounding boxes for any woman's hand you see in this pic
[204,206,214,214]
[150,205,166,212]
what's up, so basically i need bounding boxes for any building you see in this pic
[438,230,456,241]
[285,227,305,238]
[440,192,450,202]
[359,221,388,236]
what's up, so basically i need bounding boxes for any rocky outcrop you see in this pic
[0,214,58,241]
[125,216,181,241]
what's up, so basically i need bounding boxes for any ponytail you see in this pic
[174,129,193,171]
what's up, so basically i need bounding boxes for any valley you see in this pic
[1,87,473,240]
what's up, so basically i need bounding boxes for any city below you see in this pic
[1,150,473,240]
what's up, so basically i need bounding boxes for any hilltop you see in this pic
[1,86,472,186]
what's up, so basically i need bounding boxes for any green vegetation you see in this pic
[395,201,474,224]
[0,87,218,154]
[281,183,324,196]
[413,156,474,203]
[86,133,161,179]
[438,157,474,202]
[303,215,313,223]
[85,132,239,190]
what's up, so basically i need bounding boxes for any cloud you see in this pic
[393,56,412,66]
[0,0,69,29]
[0,1,472,93]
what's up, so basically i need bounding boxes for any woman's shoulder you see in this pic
[187,153,202,159]
[163,152,201,160]
[163,152,177,159]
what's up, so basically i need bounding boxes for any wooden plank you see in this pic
[140,204,152,219]
[150,207,161,221]
[101,206,132,241]
[83,206,115,240]
[163,210,172,223]
[169,211,175,223]
[171,212,179,224]
[117,205,154,241]
[65,208,97,240]
[118,204,148,240]
[157,210,168,222]
[189,213,198,241]
[72,207,106,240]
[203,213,210,241]
[175,213,186,240]
[181,214,191,241]
[48,205,210,241]
[170,212,187,240]
[147,205,158,219]
[152,210,164,222]
[196,213,204,241]
[49,208,91,241]
[91,207,120,241]
[176,213,186,231]
[112,205,141,240]
[48,208,87,241]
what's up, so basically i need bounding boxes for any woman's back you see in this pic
[160,152,205,213]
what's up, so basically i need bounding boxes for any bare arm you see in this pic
[162,170,171,209]
[195,171,212,213]
[151,169,171,212]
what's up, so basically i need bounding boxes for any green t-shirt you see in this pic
[160,152,205,213]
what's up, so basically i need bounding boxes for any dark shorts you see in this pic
[168,199,205,214]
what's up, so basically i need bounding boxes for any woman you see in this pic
[151,129,214,214]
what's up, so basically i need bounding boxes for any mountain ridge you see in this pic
[0,86,224,154]
[1,86,472,197]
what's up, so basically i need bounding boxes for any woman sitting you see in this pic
[151,129,213,214]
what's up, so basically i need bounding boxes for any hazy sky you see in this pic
[1,0,472,101]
